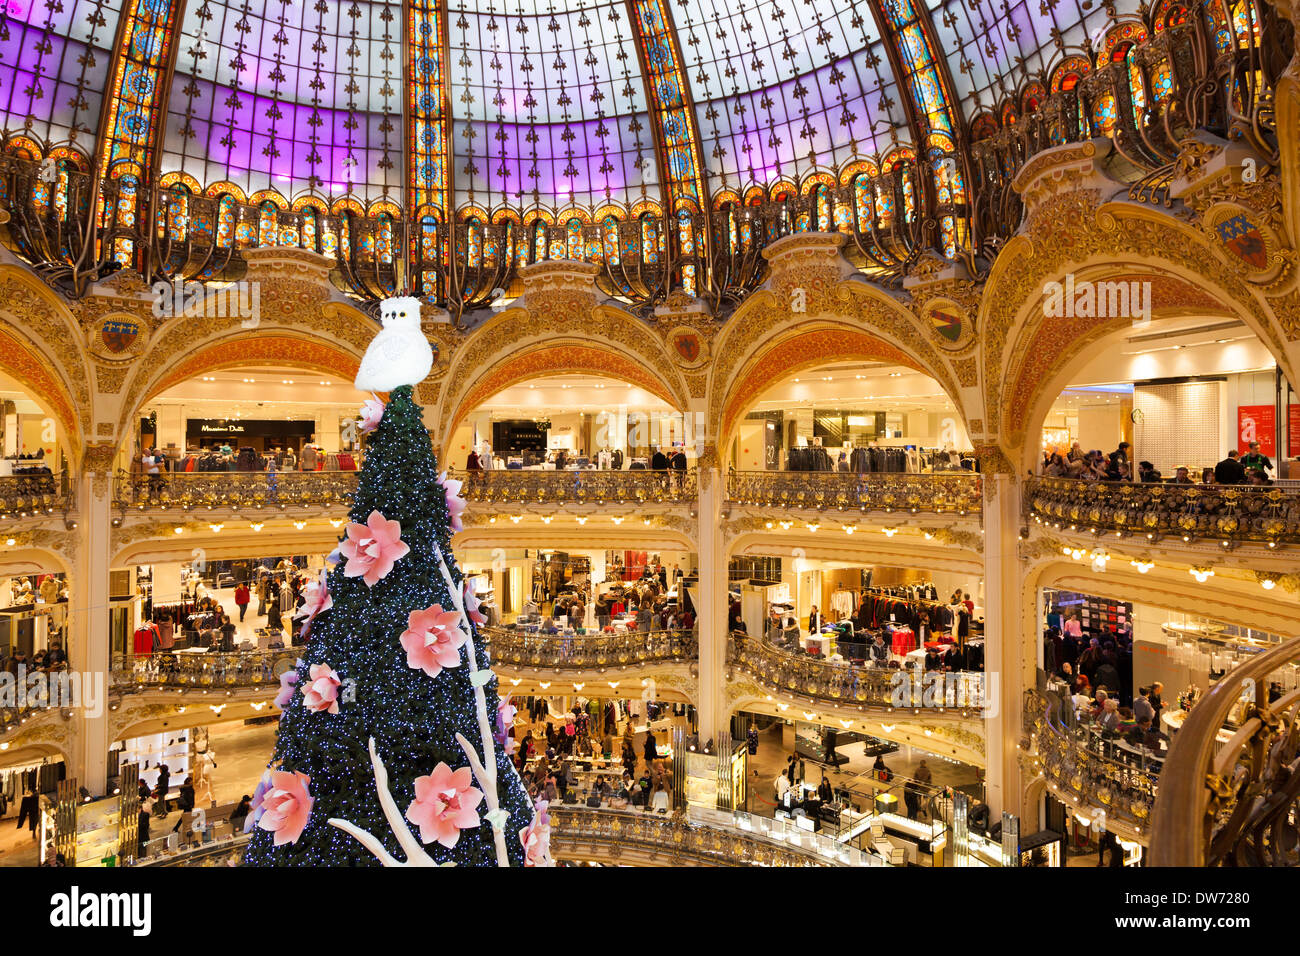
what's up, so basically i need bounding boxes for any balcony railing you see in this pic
[1150,635,1300,866]
[1025,476,1300,547]
[453,468,697,506]
[483,626,695,670]
[728,632,986,712]
[110,649,299,692]
[549,805,874,867]
[112,470,358,513]
[1024,689,1157,835]
[0,473,73,518]
[726,471,982,517]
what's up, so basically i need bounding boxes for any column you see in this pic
[981,471,1025,818]
[67,471,114,794]
[694,464,728,743]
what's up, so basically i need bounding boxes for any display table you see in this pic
[890,628,916,655]
[1162,708,1234,757]
[804,634,832,657]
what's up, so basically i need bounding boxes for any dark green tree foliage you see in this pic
[242,386,532,866]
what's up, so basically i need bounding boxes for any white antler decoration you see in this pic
[328,737,452,867]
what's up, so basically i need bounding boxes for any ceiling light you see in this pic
[540,516,553,524]
[509,515,523,523]
[1130,559,1154,574]
[209,523,224,533]
[881,527,898,537]
[173,526,184,534]
[1259,575,1278,590]
[293,520,306,530]
[575,516,587,525]
[329,518,343,528]
[1189,566,1214,583]
[250,522,264,532]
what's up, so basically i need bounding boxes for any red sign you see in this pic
[1237,405,1276,456]
[1289,404,1300,458]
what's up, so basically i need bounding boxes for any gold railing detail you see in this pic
[482,626,694,670]
[726,471,982,516]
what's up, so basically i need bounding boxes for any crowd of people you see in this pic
[1040,439,1277,485]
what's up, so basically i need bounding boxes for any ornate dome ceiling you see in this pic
[1,0,1151,219]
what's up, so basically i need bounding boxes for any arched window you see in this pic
[532,221,548,262]
[466,217,483,269]
[376,214,394,266]
[258,202,278,247]
[677,209,696,296]
[300,207,318,252]
[603,216,620,265]
[566,219,583,260]
[640,215,661,264]
[216,195,237,249]
[814,184,832,232]
[418,215,438,295]
[853,175,874,229]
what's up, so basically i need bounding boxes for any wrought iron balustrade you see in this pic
[0,474,73,518]
[728,631,985,711]
[726,470,982,517]
[1025,476,1300,547]
[113,470,359,513]
[482,626,694,670]
[1023,689,1158,835]
[453,468,697,506]
[549,805,871,867]
[110,649,299,692]
[1150,635,1300,866]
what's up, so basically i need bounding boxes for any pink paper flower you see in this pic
[340,510,410,586]
[358,396,386,434]
[520,800,551,867]
[249,770,314,846]
[399,604,467,678]
[495,696,517,755]
[439,471,467,533]
[273,666,301,712]
[301,663,342,714]
[463,581,487,626]
[406,762,483,848]
[294,569,333,638]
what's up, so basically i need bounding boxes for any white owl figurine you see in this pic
[355,296,434,391]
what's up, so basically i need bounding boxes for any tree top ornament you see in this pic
[355,296,434,391]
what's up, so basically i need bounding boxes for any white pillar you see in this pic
[695,466,728,742]
[982,472,1025,818]
[68,472,113,794]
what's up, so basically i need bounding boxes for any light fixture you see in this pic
[1130,559,1154,574]
[1189,566,1215,583]
[881,527,898,537]
[573,683,585,691]
[923,531,934,540]
[805,522,819,532]
[509,515,523,523]
[540,516,553,524]
[209,523,224,533]
[329,518,343,528]
[250,522,264,532]
[779,520,793,530]
[1259,573,1278,591]
[881,723,895,733]
[576,516,588,525]
[173,526,184,535]
[538,681,552,690]
[611,516,624,524]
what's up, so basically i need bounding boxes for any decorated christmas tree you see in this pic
[241,298,547,867]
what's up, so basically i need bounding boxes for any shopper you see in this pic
[622,739,637,775]
[872,754,893,782]
[230,794,252,829]
[817,773,834,804]
[643,728,658,769]
[1149,681,1166,717]
[1106,442,1131,480]
[1214,449,1246,484]
[1133,687,1155,723]
[234,581,250,622]
[808,604,823,635]
[1241,440,1273,480]
[154,764,171,813]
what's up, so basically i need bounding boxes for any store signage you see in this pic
[1236,405,1275,455]
[199,423,245,433]
[1290,405,1300,458]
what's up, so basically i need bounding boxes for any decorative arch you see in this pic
[979,175,1300,471]
[443,341,685,456]
[718,326,940,450]
[0,266,90,465]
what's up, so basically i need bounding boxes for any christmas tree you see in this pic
[242,299,546,867]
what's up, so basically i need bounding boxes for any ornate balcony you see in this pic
[548,805,873,867]
[1025,477,1300,548]
[1022,689,1157,840]
[728,632,986,713]
[454,468,697,507]
[110,649,299,694]
[1150,635,1300,866]
[112,470,358,515]
[0,474,73,520]
[726,471,982,518]
[482,626,695,671]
